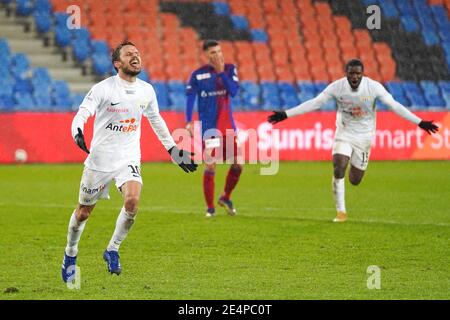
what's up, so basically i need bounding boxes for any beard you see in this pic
[122,65,141,76]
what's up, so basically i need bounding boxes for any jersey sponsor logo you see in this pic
[343,106,368,118]
[200,89,227,98]
[196,73,211,80]
[81,183,105,195]
[111,102,120,106]
[125,90,135,94]
[105,118,138,133]
[107,106,129,113]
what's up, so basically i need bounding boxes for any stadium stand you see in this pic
[0,0,449,112]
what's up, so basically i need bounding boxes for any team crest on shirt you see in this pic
[138,101,148,110]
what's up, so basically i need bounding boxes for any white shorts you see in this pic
[332,138,371,171]
[78,163,142,206]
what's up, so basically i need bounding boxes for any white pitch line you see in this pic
[1,202,449,228]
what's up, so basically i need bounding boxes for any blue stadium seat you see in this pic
[54,13,69,27]
[280,91,299,107]
[55,25,72,47]
[51,80,71,109]
[0,38,11,56]
[297,91,315,103]
[230,15,249,30]
[72,28,91,41]
[32,67,52,84]
[152,81,170,110]
[137,70,150,83]
[16,0,34,16]
[92,53,111,75]
[14,92,35,110]
[231,94,244,111]
[422,30,440,46]
[380,0,399,18]
[297,82,317,94]
[0,95,15,111]
[322,100,336,111]
[72,39,90,62]
[251,29,268,42]
[34,91,52,109]
[400,16,420,33]
[212,2,230,16]
[278,82,296,94]
[420,81,440,95]
[169,92,186,111]
[91,40,110,55]
[35,0,51,14]
[167,81,186,93]
[10,53,30,79]
[0,82,13,97]
[34,12,52,33]
[241,81,260,96]
[442,91,450,108]
[13,78,32,94]
[71,93,85,110]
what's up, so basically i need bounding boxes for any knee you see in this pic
[205,163,216,173]
[124,195,139,213]
[76,205,93,221]
[349,176,362,186]
[333,167,346,179]
[231,164,242,172]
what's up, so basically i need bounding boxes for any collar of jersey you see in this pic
[116,75,138,88]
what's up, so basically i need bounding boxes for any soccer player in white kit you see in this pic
[62,41,197,283]
[268,59,438,223]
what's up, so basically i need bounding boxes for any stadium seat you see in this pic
[16,0,34,16]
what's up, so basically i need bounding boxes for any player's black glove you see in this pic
[418,120,439,135]
[74,128,90,154]
[168,146,197,173]
[268,110,287,124]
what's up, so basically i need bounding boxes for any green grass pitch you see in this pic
[0,161,449,299]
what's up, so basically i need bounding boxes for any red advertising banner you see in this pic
[0,111,449,164]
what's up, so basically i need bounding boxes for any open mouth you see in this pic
[130,60,140,67]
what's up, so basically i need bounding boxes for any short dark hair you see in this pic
[112,41,136,72]
[345,59,364,71]
[202,39,219,51]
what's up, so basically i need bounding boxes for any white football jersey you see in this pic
[72,75,176,172]
[286,77,421,141]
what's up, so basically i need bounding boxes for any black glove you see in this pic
[268,110,287,124]
[74,128,90,154]
[168,146,197,173]
[418,120,438,135]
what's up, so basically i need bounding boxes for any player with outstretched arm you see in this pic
[268,59,438,222]
[62,41,197,283]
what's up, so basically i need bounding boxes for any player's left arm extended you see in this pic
[218,66,239,97]
[379,91,439,135]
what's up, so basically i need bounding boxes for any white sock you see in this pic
[332,177,346,213]
[65,210,87,257]
[107,207,136,252]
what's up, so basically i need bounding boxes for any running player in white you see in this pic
[62,41,197,283]
[268,59,438,223]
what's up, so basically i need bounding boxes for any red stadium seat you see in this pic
[293,64,312,81]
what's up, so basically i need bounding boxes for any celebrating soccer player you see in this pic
[62,41,197,283]
[186,40,242,218]
[268,59,438,223]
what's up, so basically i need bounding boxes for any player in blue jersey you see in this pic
[186,40,242,217]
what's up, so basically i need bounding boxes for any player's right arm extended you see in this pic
[71,107,91,154]
[268,92,332,124]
